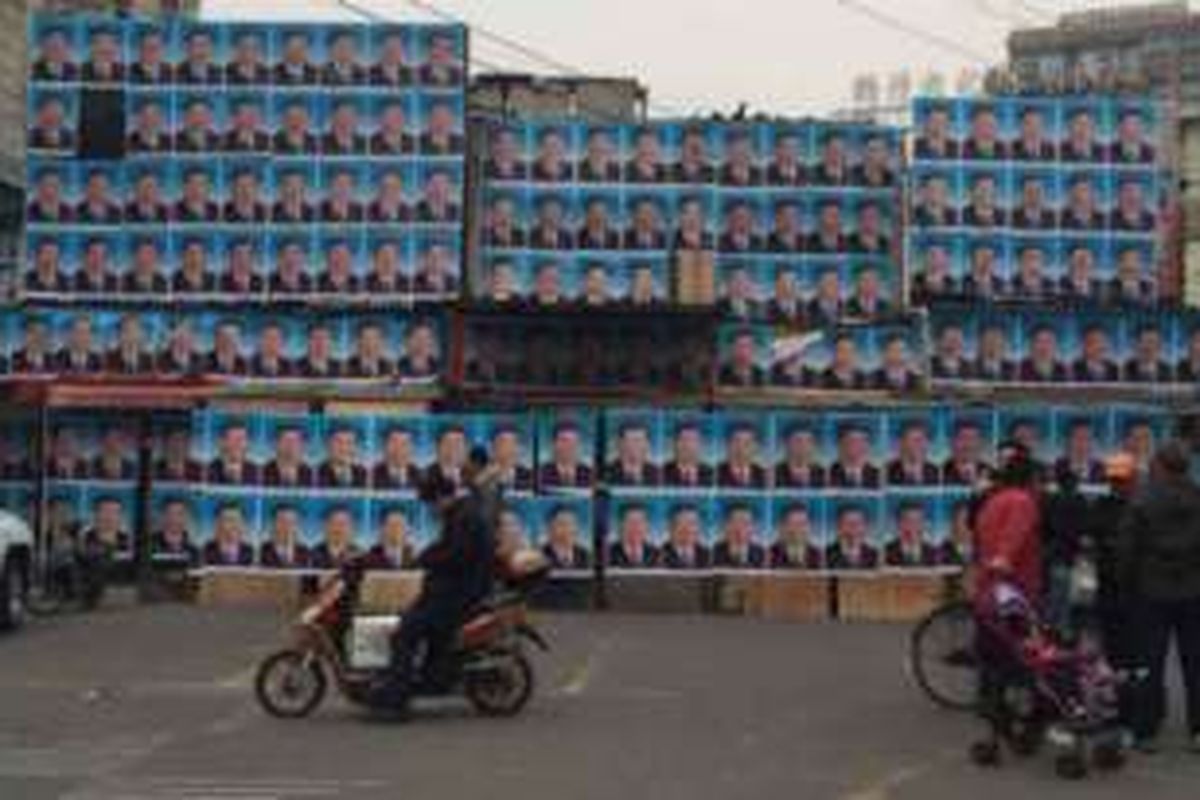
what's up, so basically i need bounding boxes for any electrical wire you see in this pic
[337,0,653,122]
[1011,0,1058,24]
[836,0,997,64]
[396,0,685,118]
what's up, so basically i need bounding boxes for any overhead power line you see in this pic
[337,0,514,72]
[395,0,683,117]
[337,0,645,122]
[970,0,1056,25]
[836,0,997,65]
[1011,0,1058,24]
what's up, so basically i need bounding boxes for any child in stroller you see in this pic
[971,580,1126,779]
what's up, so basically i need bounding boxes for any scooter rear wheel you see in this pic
[465,649,534,718]
[255,649,328,719]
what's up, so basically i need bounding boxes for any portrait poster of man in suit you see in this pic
[1051,413,1108,486]
[81,21,125,85]
[373,422,426,492]
[537,498,592,571]
[367,502,424,571]
[271,94,318,156]
[200,497,258,568]
[485,419,534,493]
[308,501,367,570]
[27,90,76,154]
[369,26,415,88]
[607,499,661,570]
[712,497,767,570]
[258,499,312,570]
[153,427,203,485]
[885,416,943,487]
[913,99,962,161]
[605,415,662,488]
[828,416,883,489]
[883,497,940,569]
[660,501,713,571]
[316,419,371,490]
[941,412,996,487]
[82,491,135,560]
[716,417,768,490]
[769,499,825,571]
[418,96,465,155]
[418,28,465,87]
[661,416,714,490]
[537,414,595,492]
[151,494,199,566]
[225,25,270,86]
[203,414,263,486]
[30,21,80,84]
[261,417,316,489]
[825,500,881,571]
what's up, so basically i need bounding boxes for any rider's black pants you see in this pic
[388,588,463,697]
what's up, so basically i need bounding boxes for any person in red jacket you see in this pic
[971,440,1045,745]
[973,440,1044,607]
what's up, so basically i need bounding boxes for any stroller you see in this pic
[970,580,1126,780]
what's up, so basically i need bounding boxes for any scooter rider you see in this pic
[384,447,500,707]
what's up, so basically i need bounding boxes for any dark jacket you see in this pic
[1117,479,1200,602]
[419,488,496,606]
[1041,484,1091,569]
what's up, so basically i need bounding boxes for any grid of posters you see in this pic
[477,120,902,321]
[716,320,925,392]
[42,412,141,562]
[0,307,443,384]
[908,96,1167,308]
[929,304,1200,387]
[27,17,466,304]
[149,408,532,569]
[23,16,466,392]
[598,405,1168,573]
[73,403,1168,573]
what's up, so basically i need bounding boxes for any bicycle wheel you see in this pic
[25,577,64,617]
[909,600,979,711]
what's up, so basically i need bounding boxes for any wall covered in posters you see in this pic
[18,404,1166,575]
[22,14,467,390]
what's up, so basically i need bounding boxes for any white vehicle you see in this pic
[0,509,33,631]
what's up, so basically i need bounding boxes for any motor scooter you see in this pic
[254,552,550,719]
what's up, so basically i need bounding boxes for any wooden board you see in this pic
[837,573,950,622]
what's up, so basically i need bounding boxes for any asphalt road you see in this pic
[2,603,1199,800]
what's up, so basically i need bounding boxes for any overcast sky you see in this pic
[200,0,1184,115]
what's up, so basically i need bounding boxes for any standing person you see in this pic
[1180,414,1200,484]
[1117,442,1200,752]
[1091,453,1140,733]
[972,441,1044,738]
[1041,462,1090,634]
[973,440,1043,602]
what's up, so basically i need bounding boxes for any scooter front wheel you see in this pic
[464,648,534,718]
[255,649,328,719]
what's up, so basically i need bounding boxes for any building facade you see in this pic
[470,74,647,123]
[1008,1,1200,305]
[0,0,26,265]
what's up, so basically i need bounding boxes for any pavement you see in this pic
[1,603,1199,800]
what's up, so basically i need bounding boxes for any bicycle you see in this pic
[909,586,979,712]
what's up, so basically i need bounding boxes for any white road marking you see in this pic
[215,665,259,690]
[62,776,387,800]
[839,749,961,800]
[556,659,592,697]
